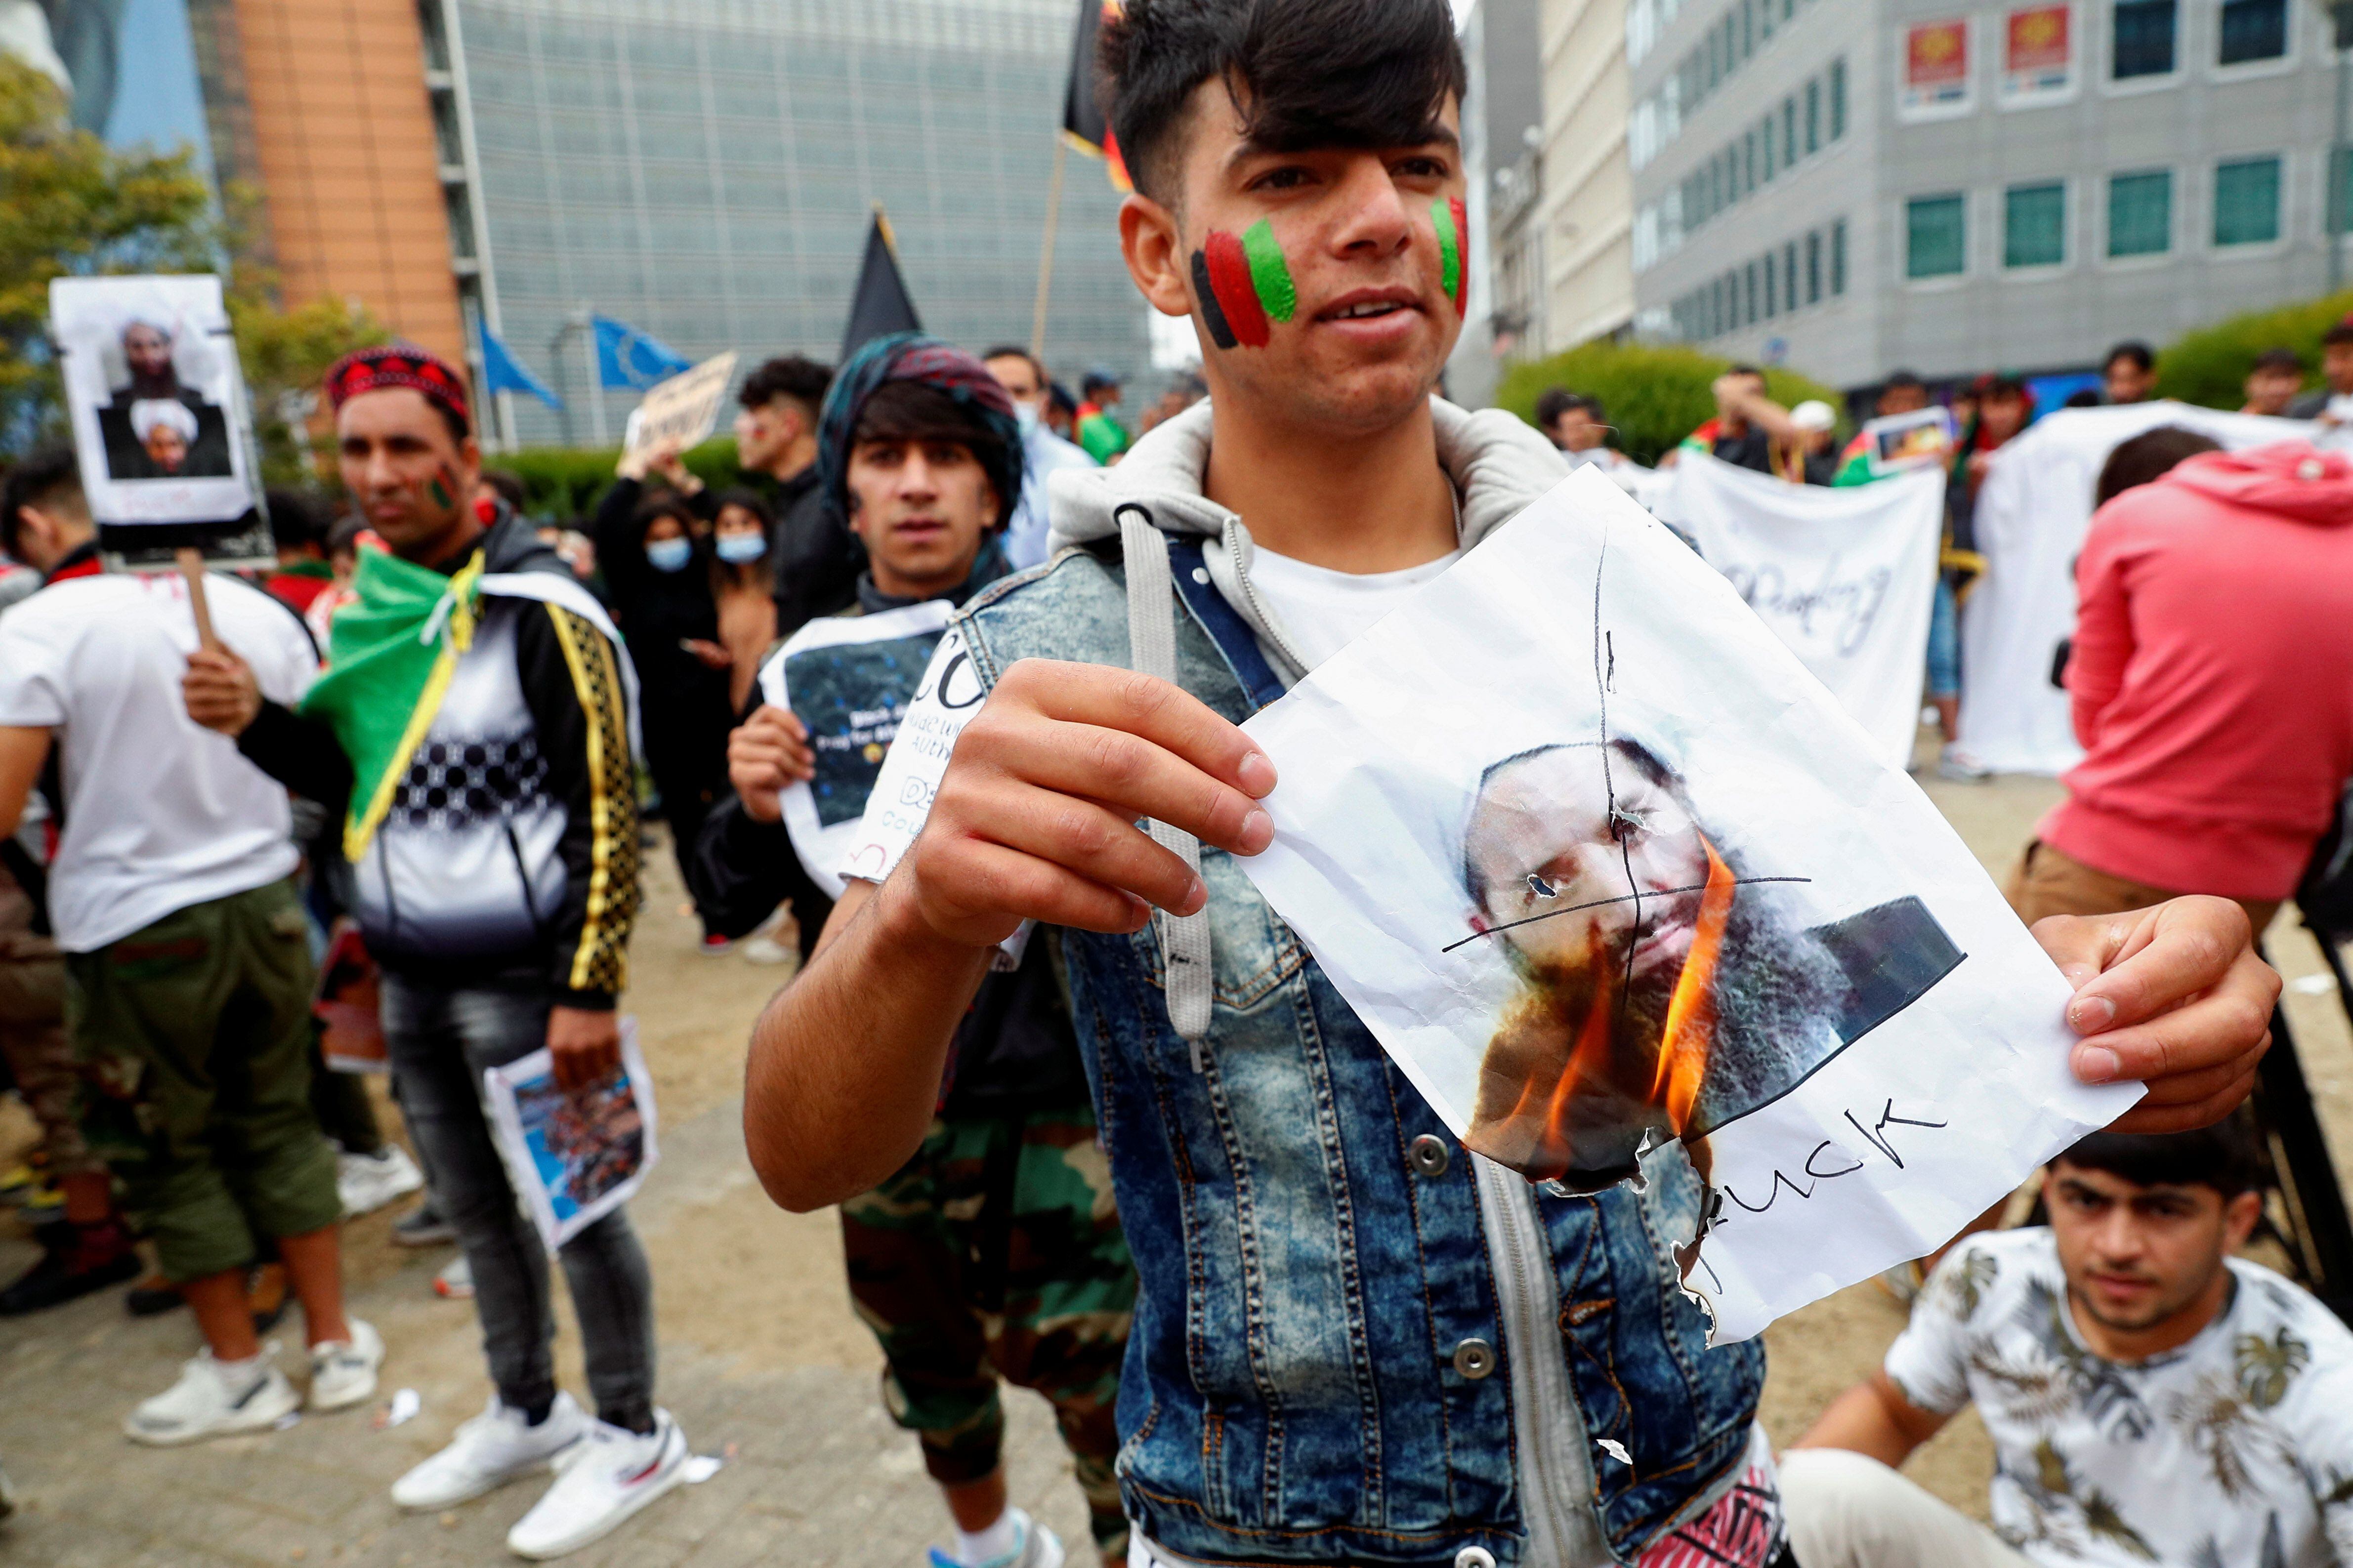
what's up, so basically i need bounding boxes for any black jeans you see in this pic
[382,973,655,1432]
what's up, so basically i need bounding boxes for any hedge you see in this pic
[2153,289,2353,411]
[478,436,746,520]
[1492,342,1847,466]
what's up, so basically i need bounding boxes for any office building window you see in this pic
[1805,80,1821,153]
[2335,149,2353,239]
[1830,58,1848,139]
[1831,218,1848,292]
[1806,230,1823,300]
[2213,156,2281,245]
[1765,250,1779,314]
[2219,0,2287,63]
[1741,0,1754,58]
[2108,169,2173,255]
[1907,194,1967,278]
[1783,98,1797,165]
[1762,115,1777,180]
[2004,182,2066,267]
[1744,131,1758,192]
[1712,276,1725,334]
[1745,259,1760,323]
[2112,0,2177,77]
[1785,240,1800,303]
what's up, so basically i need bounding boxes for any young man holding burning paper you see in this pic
[741,2,2278,1563]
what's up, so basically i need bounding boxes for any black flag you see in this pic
[840,210,923,361]
[1060,0,1131,190]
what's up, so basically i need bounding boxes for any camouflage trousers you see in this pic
[840,1102,1135,1558]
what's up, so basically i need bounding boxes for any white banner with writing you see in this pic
[1654,454,1944,770]
[1958,404,2311,774]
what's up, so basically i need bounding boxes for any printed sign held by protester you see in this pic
[483,1020,659,1252]
[47,274,270,567]
[1654,454,1944,768]
[620,351,739,459]
[756,599,955,898]
[1237,468,2135,1344]
[1860,406,1956,477]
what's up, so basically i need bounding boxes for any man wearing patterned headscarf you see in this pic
[704,334,1136,1568]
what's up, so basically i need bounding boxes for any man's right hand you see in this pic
[883,660,1277,951]
[183,647,262,736]
[729,704,816,822]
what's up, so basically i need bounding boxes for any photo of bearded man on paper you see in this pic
[1459,733,1963,1190]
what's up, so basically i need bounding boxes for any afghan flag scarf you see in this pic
[298,545,488,862]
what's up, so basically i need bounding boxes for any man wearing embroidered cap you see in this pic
[181,345,691,1560]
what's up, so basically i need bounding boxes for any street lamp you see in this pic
[2330,0,2353,292]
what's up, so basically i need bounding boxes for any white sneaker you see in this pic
[927,1508,1065,1568]
[391,1393,589,1511]
[434,1254,474,1298]
[338,1146,425,1217]
[738,932,794,966]
[1936,743,1993,782]
[124,1351,299,1445]
[307,1318,383,1411]
[505,1409,688,1560]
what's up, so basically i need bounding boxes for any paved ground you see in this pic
[2,757,2349,1566]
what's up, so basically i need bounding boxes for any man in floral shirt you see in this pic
[1784,1123,2353,1567]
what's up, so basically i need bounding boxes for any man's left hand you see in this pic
[2033,895,2280,1133]
[547,1005,622,1092]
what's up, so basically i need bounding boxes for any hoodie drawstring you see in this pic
[1117,503,1215,1067]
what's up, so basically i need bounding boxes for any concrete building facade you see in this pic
[1628,0,2351,387]
[1535,0,1639,351]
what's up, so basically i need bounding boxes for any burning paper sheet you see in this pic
[1236,467,2138,1343]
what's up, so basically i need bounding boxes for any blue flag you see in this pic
[591,315,693,390]
[478,325,562,410]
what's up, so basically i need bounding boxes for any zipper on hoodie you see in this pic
[1473,1154,1610,1568]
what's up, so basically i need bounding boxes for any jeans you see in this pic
[1926,578,1960,700]
[382,973,656,1432]
[1779,1449,2028,1568]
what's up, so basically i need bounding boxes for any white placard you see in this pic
[622,351,738,457]
[1237,468,2136,1344]
[482,1019,658,1251]
[1652,454,1944,769]
[49,274,258,531]
[757,599,956,899]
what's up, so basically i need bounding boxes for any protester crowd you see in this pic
[1,0,2348,1564]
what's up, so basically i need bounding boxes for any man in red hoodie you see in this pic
[2012,438,2353,935]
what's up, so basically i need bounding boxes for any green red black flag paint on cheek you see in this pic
[1433,197,1469,317]
[1192,218,1296,351]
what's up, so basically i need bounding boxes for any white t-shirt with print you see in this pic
[1887,1226,2353,1568]
[0,571,317,952]
[831,542,1457,887]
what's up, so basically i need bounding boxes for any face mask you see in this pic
[1014,402,1041,437]
[645,536,692,573]
[714,533,766,565]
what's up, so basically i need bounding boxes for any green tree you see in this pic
[1494,340,1847,466]
[2153,290,2353,411]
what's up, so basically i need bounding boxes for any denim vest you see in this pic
[955,541,1765,1566]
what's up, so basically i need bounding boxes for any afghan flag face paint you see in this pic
[1433,197,1469,317]
[1193,218,1296,350]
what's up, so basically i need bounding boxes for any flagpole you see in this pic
[1030,136,1069,360]
[574,302,609,447]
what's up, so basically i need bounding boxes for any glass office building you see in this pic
[427,0,1144,446]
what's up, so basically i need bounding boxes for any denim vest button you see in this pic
[1455,1547,1499,1568]
[1452,1337,1497,1379]
[1408,1134,1451,1178]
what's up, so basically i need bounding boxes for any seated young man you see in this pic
[1784,1123,2353,1568]
[741,1,2275,1563]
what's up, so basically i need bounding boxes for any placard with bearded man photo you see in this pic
[1237,467,2138,1344]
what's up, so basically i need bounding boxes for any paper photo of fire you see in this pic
[1453,733,1963,1191]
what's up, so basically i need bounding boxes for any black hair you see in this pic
[326,512,368,556]
[1536,388,1605,428]
[0,446,84,560]
[849,380,1011,517]
[2063,388,2102,408]
[2094,425,2221,508]
[1882,369,1925,392]
[1724,362,1765,380]
[2323,317,2353,348]
[1082,370,1122,396]
[2056,1119,2262,1199]
[477,469,528,513]
[630,489,702,542]
[1048,381,1079,417]
[1099,0,1467,203]
[265,488,327,552]
[740,354,833,413]
[709,485,775,529]
[980,345,1044,382]
[2251,347,2304,376]
[2103,340,2156,374]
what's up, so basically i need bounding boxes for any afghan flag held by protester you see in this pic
[299,546,491,862]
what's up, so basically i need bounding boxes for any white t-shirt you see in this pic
[0,571,318,951]
[1887,1227,2353,1568]
[832,540,1458,887]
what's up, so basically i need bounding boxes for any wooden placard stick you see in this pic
[174,546,221,651]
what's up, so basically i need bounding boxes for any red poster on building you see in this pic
[1902,20,1972,114]
[2001,3,2075,100]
